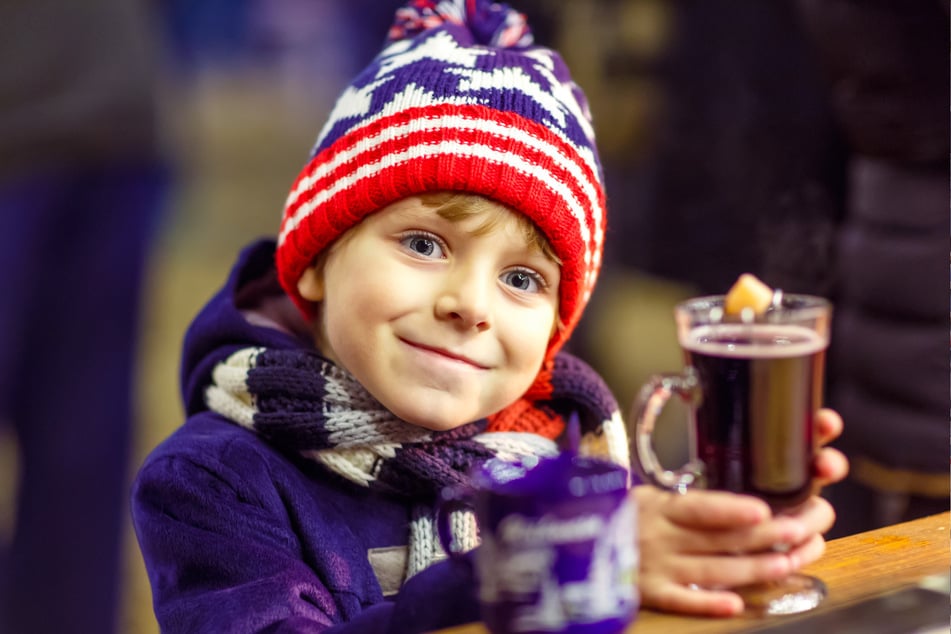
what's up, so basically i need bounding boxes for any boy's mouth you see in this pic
[398,338,490,370]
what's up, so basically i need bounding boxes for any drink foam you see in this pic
[682,323,827,358]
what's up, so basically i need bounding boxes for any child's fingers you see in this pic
[656,496,834,557]
[640,577,744,617]
[641,488,771,530]
[640,532,828,617]
[670,514,811,555]
[777,496,837,541]
[636,488,836,617]
[787,533,827,569]
[815,408,843,446]
[812,409,848,488]
[667,549,798,588]
[644,547,802,608]
[813,446,849,487]
[640,534,827,617]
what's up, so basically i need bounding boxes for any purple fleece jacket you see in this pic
[131,239,622,633]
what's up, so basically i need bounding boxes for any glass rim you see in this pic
[675,293,832,321]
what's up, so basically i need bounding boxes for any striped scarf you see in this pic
[205,347,628,578]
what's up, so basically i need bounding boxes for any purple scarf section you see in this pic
[206,347,626,502]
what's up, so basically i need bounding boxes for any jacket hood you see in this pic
[179,239,313,417]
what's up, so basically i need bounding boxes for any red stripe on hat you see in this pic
[288,133,595,249]
[284,110,602,274]
[283,105,602,231]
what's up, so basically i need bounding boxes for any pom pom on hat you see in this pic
[388,0,533,47]
[276,0,606,360]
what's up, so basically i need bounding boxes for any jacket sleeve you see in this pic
[131,448,480,634]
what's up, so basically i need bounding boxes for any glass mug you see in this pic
[630,293,832,615]
[438,452,638,634]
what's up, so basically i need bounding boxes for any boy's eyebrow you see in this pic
[386,197,560,264]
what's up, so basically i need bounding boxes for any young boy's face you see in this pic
[297,195,561,431]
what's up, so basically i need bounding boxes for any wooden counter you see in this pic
[433,511,950,634]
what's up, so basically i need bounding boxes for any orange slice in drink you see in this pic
[725,273,773,316]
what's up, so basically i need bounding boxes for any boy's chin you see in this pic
[386,400,488,433]
[398,413,474,433]
[375,383,523,432]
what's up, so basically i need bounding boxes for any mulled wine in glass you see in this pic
[631,290,832,615]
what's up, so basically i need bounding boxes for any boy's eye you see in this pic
[400,233,445,258]
[501,268,545,293]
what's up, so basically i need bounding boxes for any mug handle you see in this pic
[630,367,704,494]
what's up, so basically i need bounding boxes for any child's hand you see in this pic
[812,408,849,488]
[633,408,849,617]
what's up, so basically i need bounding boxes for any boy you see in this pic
[132,1,847,631]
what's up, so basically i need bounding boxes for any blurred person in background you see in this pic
[795,0,949,537]
[0,1,169,632]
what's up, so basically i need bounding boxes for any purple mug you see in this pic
[438,452,638,634]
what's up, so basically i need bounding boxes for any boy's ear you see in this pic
[297,265,325,302]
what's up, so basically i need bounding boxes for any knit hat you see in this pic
[276,0,606,359]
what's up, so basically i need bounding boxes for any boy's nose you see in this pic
[434,266,492,332]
